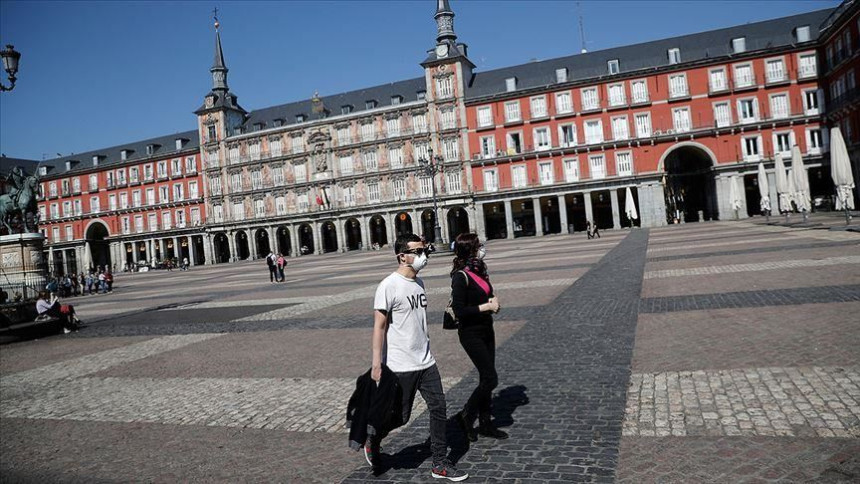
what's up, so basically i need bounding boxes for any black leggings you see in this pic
[458,325,498,423]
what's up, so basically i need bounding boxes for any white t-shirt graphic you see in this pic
[373,272,436,372]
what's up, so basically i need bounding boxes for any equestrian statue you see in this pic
[1,166,40,234]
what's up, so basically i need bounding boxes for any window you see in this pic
[365,100,377,110]
[796,25,810,43]
[90,196,100,213]
[634,112,652,138]
[559,123,577,147]
[231,173,242,192]
[50,203,59,219]
[668,48,681,64]
[512,165,527,188]
[608,59,620,75]
[251,170,262,189]
[275,196,286,215]
[339,155,354,175]
[564,158,579,182]
[713,102,732,127]
[254,199,266,218]
[190,207,200,226]
[672,107,692,132]
[151,213,160,231]
[52,227,60,241]
[392,178,406,200]
[360,122,376,142]
[157,161,167,178]
[159,186,169,203]
[132,191,141,207]
[615,151,633,176]
[445,171,462,194]
[341,105,353,115]
[412,113,428,133]
[539,162,554,185]
[176,209,186,228]
[534,127,551,150]
[189,181,198,199]
[709,68,727,92]
[669,74,688,98]
[65,226,73,241]
[417,90,426,101]
[297,193,309,212]
[389,146,404,168]
[72,177,80,193]
[205,150,218,169]
[611,116,629,140]
[367,182,380,203]
[442,137,459,161]
[144,164,153,180]
[803,89,820,115]
[294,163,307,183]
[631,80,648,104]
[806,127,824,154]
[440,108,456,130]
[584,119,603,144]
[49,182,57,197]
[608,84,625,107]
[506,132,523,154]
[581,87,599,111]
[589,154,606,179]
[742,135,761,161]
[172,158,182,175]
[555,91,573,114]
[530,96,547,118]
[135,215,144,233]
[337,126,350,145]
[419,176,433,198]
[291,135,304,154]
[74,199,82,216]
[732,37,746,54]
[765,58,786,83]
[120,192,128,209]
[769,93,789,119]
[386,117,401,137]
[436,77,453,98]
[363,150,378,171]
[228,146,240,164]
[232,202,245,221]
[391,95,402,106]
[733,63,754,88]
[109,194,117,211]
[269,139,282,158]
[483,169,499,192]
[146,188,156,205]
[477,106,493,127]
[774,131,793,156]
[556,68,568,83]
[343,186,356,206]
[480,136,496,158]
[88,174,98,191]
[121,217,130,234]
[505,77,516,92]
[213,205,223,223]
[413,142,430,164]
[296,114,305,123]
[504,101,521,122]
[207,125,217,143]
[738,98,758,123]
[798,53,817,78]
[174,183,185,201]
[209,176,221,196]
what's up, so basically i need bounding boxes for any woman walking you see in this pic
[450,233,508,442]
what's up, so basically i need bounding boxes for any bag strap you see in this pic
[463,268,491,297]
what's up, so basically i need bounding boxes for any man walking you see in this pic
[265,252,277,283]
[366,233,468,481]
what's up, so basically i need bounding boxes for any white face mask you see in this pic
[409,253,429,272]
[477,247,487,260]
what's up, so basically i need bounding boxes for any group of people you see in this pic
[46,268,113,297]
[351,232,505,481]
[264,252,288,283]
[586,220,601,239]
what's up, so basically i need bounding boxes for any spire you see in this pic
[210,11,228,92]
[434,0,456,44]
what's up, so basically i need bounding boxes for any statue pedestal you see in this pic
[0,233,48,302]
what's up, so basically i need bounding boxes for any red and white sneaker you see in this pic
[431,461,469,481]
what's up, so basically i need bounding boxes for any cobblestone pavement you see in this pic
[2,221,859,483]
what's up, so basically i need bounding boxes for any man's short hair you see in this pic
[394,233,421,255]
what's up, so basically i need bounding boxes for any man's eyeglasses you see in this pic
[401,248,429,257]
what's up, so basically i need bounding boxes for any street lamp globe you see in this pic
[0,44,20,91]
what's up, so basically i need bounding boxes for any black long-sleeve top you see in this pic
[450,270,494,328]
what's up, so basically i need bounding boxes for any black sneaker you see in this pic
[478,423,509,440]
[363,442,381,469]
[431,462,468,481]
[456,412,477,443]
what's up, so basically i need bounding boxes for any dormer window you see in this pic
[796,25,810,43]
[146,145,154,155]
[417,90,426,101]
[92,155,101,166]
[65,161,72,172]
[608,59,620,75]
[342,105,353,115]
[39,166,47,176]
[365,100,377,110]
[555,68,568,83]
[253,122,264,131]
[296,114,305,123]
[732,37,746,54]
[273,118,284,127]
[120,149,132,160]
[391,95,402,106]
[505,77,517,92]
[668,48,681,65]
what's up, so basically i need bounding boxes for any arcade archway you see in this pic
[84,221,111,270]
[276,226,291,256]
[299,223,314,255]
[395,212,413,237]
[255,228,271,257]
[235,231,250,260]
[213,233,230,263]
[321,221,338,253]
[420,209,437,242]
[447,207,470,242]
[344,218,362,251]
[369,215,388,248]
[661,143,718,223]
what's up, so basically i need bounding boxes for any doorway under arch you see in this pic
[395,212,413,237]
[446,207,470,242]
[420,209,437,242]
[299,223,314,255]
[344,218,362,250]
[369,215,388,248]
[276,226,291,256]
[255,228,271,257]
[213,233,230,263]
[661,144,718,223]
[321,221,338,253]
[85,221,111,270]
[235,231,250,260]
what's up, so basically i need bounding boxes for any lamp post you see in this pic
[418,147,444,245]
[0,44,21,92]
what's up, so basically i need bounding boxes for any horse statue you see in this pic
[0,172,40,234]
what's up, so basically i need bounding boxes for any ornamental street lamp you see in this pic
[417,146,444,245]
[0,44,21,92]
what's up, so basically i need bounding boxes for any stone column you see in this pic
[610,189,621,229]
[227,231,237,262]
[47,247,55,275]
[267,226,277,254]
[290,225,301,257]
[158,239,165,260]
[188,236,197,266]
[334,219,344,252]
[312,221,321,255]
[767,171,780,214]
[533,197,544,236]
[584,191,594,224]
[473,203,486,241]
[558,194,569,234]
[503,199,514,239]
[387,213,397,240]
[716,175,733,221]
[247,230,258,260]
[83,241,92,271]
[439,206,450,244]
[202,234,213,264]
[362,216,372,250]
[131,242,139,263]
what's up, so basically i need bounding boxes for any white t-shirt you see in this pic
[374,272,436,372]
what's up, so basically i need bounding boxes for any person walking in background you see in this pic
[366,233,468,481]
[266,252,277,283]
[276,253,286,282]
[85,272,94,295]
[592,222,601,238]
[98,271,106,293]
[104,269,113,293]
[450,233,508,443]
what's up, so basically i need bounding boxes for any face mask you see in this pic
[409,253,428,272]
[477,247,487,260]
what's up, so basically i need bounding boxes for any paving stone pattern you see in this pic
[639,284,860,313]
[646,240,860,262]
[643,256,860,279]
[343,230,650,483]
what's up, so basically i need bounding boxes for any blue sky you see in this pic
[0,0,839,161]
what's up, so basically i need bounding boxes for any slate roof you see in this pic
[0,157,40,179]
[465,8,835,99]
[33,130,199,179]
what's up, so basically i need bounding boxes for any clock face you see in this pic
[436,44,448,58]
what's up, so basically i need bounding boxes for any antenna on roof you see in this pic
[578,2,587,54]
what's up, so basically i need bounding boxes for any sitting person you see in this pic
[36,291,81,334]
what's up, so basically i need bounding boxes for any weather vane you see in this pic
[213,7,220,30]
